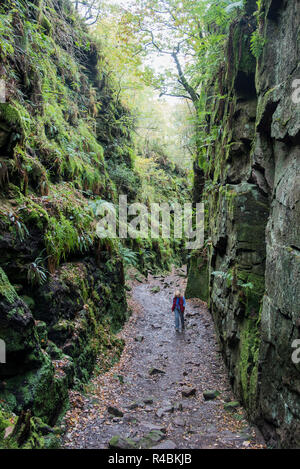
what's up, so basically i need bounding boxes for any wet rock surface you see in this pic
[62,268,265,449]
[185,0,300,449]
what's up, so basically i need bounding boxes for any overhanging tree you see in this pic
[120,0,240,108]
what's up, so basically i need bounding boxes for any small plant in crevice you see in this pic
[119,245,139,270]
[78,233,94,253]
[27,253,49,286]
[4,210,29,242]
[212,270,254,291]
[250,30,266,59]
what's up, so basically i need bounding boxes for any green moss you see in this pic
[21,296,35,309]
[237,270,265,315]
[35,321,48,345]
[230,21,256,87]
[59,263,89,302]
[255,85,279,127]
[0,405,60,449]
[0,102,31,135]
[237,270,263,412]
[0,408,11,438]
[109,434,137,449]
[18,197,49,230]
[40,14,52,35]
[46,340,65,359]
[7,306,26,319]
[45,215,81,269]
[0,268,17,304]
[239,317,260,412]
[0,12,14,57]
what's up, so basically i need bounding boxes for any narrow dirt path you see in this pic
[62,266,265,449]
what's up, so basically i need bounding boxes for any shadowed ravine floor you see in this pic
[62,267,265,449]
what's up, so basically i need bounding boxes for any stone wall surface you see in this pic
[187,0,300,448]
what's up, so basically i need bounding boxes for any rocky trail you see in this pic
[62,267,265,449]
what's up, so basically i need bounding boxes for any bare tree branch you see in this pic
[159,91,193,100]
[171,48,199,104]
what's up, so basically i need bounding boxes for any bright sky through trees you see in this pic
[92,0,195,168]
[106,0,183,102]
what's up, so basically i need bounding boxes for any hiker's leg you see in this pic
[180,312,185,330]
[174,309,180,331]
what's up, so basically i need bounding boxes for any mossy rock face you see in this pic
[190,0,300,449]
[185,252,209,301]
[49,320,75,345]
[189,0,266,440]
[0,268,69,428]
[0,268,19,304]
[1,355,68,426]
[0,407,60,449]
[0,268,45,376]
[252,0,300,447]
[35,321,48,346]
[0,407,11,444]
[46,341,65,360]
[231,183,269,254]
[208,184,268,418]
[28,257,127,385]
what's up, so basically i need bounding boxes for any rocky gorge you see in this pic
[0,0,299,451]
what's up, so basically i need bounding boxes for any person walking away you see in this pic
[172,290,186,332]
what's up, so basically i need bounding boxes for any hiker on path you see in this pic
[172,290,186,332]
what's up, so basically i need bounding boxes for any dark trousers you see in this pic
[174,308,185,330]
